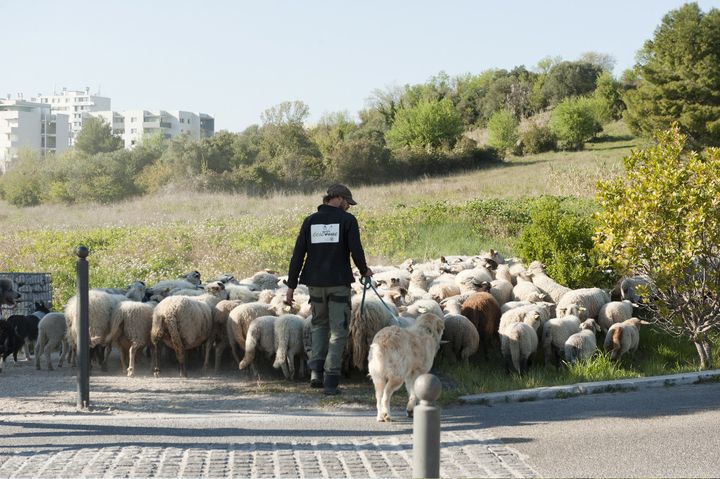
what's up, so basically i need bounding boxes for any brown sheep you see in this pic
[460,292,501,360]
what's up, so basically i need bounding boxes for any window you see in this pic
[130,128,137,134]
[180,118,184,123]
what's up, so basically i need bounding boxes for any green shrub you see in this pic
[515,196,613,289]
[521,123,557,154]
[486,109,519,156]
[550,96,603,150]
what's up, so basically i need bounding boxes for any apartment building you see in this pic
[0,98,69,173]
[89,109,214,148]
[33,87,111,146]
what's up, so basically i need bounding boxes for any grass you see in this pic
[0,120,712,399]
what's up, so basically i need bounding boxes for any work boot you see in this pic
[323,374,341,396]
[310,369,324,388]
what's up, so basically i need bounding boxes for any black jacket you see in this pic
[286,204,369,288]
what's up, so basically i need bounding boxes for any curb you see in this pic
[458,369,720,405]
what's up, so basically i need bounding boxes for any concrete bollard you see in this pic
[75,245,90,410]
[412,373,442,479]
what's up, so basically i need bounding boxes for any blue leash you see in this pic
[359,276,402,323]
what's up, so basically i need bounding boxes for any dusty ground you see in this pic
[0,349,377,416]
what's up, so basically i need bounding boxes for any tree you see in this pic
[260,100,310,127]
[593,71,625,121]
[486,109,519,156]
[0,149,46,206]
[595,125,720,368]
[623,3,720,147]
[550,96,603,150]
[74,116,123,155]
[578,51,617,73]
[540,61,603,107]
[384,98,464,151]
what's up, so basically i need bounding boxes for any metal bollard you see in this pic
[412,373,442,479]
[75,245,90,410]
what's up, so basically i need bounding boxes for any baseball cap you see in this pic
[326,184,357,205]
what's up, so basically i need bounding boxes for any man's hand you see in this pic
[285,288,295,305]
[364,267,374,277]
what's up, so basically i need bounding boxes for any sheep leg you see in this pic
[152,342,160,378]
[127,344,137,377]
[119,345,128,372]
[214,342,226,375]
[35,336,45,370]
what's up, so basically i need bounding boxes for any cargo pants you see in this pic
[307,285,351,377]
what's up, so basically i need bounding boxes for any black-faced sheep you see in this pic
[460,292,501,360]
[441,313,479,365]
[150,281,227,377]
[604,318,650,361]
[525,261,572,304]
[542,314,582,368]
[35,312,68,370]
[501,322,538,374]
[556,288,611,320]
[564,318,601,364]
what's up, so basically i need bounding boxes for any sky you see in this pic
[3,0,719,132]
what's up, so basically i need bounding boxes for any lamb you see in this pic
[238,315,277,376]
[501,322,538,374]
[150,281,227,377]
[460,292,501,360]
[440,313,479,365]
[604,318,650,361]
[525,261,572,304]
[105,301,155,377]
[346,294,399,372]
[226,301,277,366]
[542,314,582,368]
[597,300,636,333]
[556,288,611,320]
[34,313,68,370]
[272,313,307,380]
[564,318,601,364]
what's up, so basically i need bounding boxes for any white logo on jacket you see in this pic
[311,224,340,243]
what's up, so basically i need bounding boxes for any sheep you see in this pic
[489,279,514,306]
[525,261,572,304]
[238,315,277,376]
[34,313,68,371]
[604,318,650,362]
[439,293,473,315]
[203,299,245,374]
[241,270,280,291]
[65,289,129,371]
[441,313,479,365]
[400,298,444,320]
[501,322,538,374]
[564,318,601,364]
[513,273,550,302]
[597,300,636,333]
[556,288,611,320]
[407,270,431,299]
[496,259,527,286]
[272,313,307,380]
[346,294,399,372]
[106,301,155,377]
[480,248,505,265]
[428,280,461,302]
[619,275,654,304]
[373,269,411,291]
[226,301,277,366]
[223,284,260,303]
[499,301,556,335]
[460,292,501,360]
[455,268,494,293]
[542,314,582,368]
[150,281,227,377]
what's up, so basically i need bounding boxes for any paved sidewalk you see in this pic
[0,413,539,478]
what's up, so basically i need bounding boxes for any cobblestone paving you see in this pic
[0,429,539,478]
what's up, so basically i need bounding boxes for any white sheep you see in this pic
[224,283,260,303]
[272,313,306,380]
[525,261,572,304]
[241,270,280,291]
[542,314,582,368]
[597,300,636,333]
[34,312,68,371]
[499,302,556,335]
[150,281,227,377]
[620,275,654,303]
[441,313,479,365]
[439,293,473,315]
[238,315,277,376]
[564,318,601,364]
[512,273,550,302]
[106,300,155,377]
[604,318,650,361]
[501,322,538,374]
[428,280,461,302]
[455,267,494,293]
[400,298,444,319]
[556,288,611,319]
[489,279,514,306]
[346,294,399,372]
[226,301,277,367]
[373,269,411,291]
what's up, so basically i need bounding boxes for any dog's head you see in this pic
[416,312,445,344]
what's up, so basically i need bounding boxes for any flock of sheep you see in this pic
[24,249,651,383]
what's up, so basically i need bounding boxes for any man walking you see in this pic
[286,184,373,395]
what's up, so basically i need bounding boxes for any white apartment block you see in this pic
[0,98,69,173]
[33,87,111,146]
[89,109,214,149]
